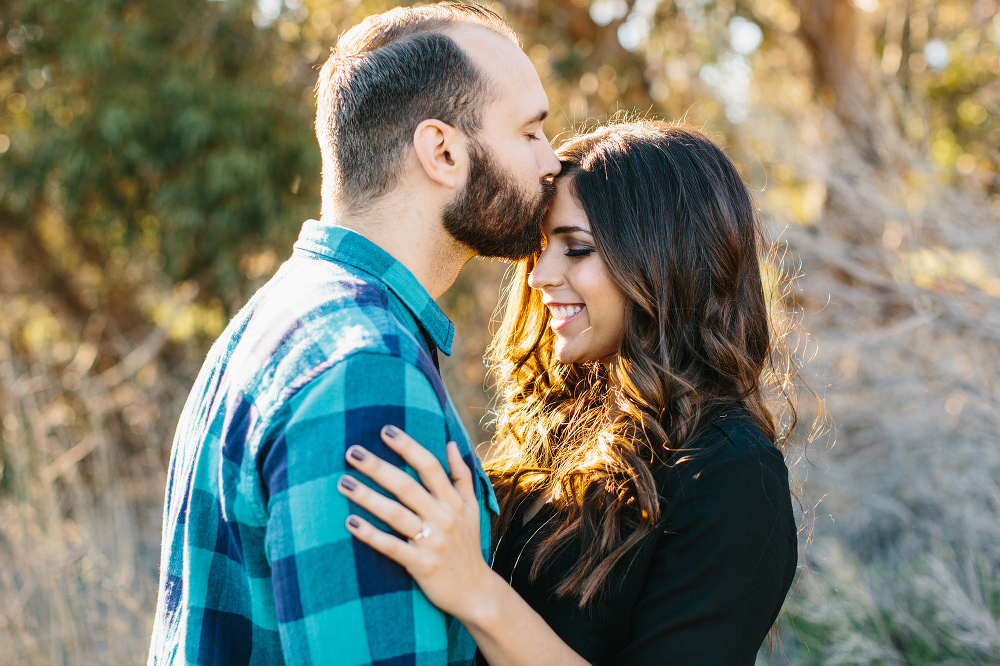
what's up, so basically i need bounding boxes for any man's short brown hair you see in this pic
[315,3,518,210]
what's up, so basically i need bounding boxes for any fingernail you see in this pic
[339,476,358,491]
[382,425,399,438]
[348,446,367,461]
[347,516,361,529]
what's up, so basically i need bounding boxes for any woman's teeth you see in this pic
[552,305,583,319]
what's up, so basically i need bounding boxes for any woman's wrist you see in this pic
[455,563,590,666]
[452,563,511,633]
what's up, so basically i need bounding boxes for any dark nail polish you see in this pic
[347,517,361,529]
[348,446,367,461]
[383,425,399,438]
[339,476,358,491]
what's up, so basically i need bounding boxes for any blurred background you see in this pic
[1,0,999,662]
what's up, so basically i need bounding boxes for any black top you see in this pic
[480,409,797,665]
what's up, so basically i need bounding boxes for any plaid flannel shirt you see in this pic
[149,221,498,666]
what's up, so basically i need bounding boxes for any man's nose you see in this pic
[538,141,561,180]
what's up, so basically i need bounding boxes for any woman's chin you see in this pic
[553,340,577,364]
[554,341,595,365]
[555,342,619,366]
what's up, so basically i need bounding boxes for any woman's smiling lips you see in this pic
[547,303,586,330]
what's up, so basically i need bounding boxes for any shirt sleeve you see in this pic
[259,351,453,666]
[619,443,798,666]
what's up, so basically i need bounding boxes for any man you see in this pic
[148,4,560,665]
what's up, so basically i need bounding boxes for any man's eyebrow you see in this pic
[522,109,549,128]
[552,225,592,235]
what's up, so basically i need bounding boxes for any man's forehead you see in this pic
[444,23,520,61]
[446,24,546,109]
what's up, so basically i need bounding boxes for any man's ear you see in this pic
[412,119,468,190]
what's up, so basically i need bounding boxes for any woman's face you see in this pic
[528,181,627,364]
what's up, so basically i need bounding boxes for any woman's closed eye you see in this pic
[565,247,595,258]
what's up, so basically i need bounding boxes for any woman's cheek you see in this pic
[592,275,627,357]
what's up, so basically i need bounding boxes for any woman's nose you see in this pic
[528,252,562,290]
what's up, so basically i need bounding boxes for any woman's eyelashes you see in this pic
[565,246,595,258]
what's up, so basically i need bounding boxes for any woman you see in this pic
[336,121,801,664]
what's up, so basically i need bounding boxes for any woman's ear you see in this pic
[412,119,468,190]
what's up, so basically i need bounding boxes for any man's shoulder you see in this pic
[232,255,438,420]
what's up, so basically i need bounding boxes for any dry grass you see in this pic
[0,236,189,663]
[759,122,1000,663]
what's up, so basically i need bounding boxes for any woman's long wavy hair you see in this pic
[485,121,803,606]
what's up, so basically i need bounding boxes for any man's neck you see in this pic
[323,193,473,300]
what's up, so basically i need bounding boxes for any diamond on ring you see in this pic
[412,523,432,542]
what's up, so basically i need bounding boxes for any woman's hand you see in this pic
[340,426,590,666]
[338,425,496,624]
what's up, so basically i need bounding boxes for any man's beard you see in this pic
[442,139,557,261]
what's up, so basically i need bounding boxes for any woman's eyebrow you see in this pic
[552,225,593,235]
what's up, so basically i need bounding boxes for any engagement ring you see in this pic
[412,523,432,542]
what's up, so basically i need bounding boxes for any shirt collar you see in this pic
[293,220,455,355]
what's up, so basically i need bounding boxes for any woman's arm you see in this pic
[619,441,797,664]
[337,426,590,666]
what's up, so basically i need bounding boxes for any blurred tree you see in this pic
[1,0,321,317]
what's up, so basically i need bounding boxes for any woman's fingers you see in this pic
[345,444,440,518]
[380,426,463,508]
[338,474,423,539]
[446,441,477,505]
[344,514,417,567]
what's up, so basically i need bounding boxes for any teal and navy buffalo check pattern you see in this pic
[149,222,499,666]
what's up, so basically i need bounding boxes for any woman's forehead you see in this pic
[543,184,590,233]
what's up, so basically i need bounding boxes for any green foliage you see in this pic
[874,1,1000,176]
[1,0,321,298]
